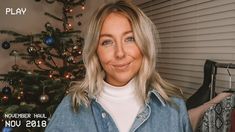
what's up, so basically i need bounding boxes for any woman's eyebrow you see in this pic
[99,30,133,38]
[123,30,133,35]
[100,33,113,38]
[100,34,113,38]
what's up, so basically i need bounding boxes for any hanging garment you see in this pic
[197,93,235,132]
[186,60,217,109]
[231,109,235,132]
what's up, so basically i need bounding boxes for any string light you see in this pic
[81,0,85,10]
[78,50,82,55]
[20,91,24,96]
[65,74,70,79]
[49,74,53,78]
[64,72,73,79]
[81,5,85,10]
[35,59,43,65]
[37,60,42,65]
[3,95,8,100]
[17,96,21,100]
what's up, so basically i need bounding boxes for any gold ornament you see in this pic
[39,94,49,103]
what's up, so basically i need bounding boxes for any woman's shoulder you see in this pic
[149,90,186,108]
[52,95,90,115]
[169,96,188,114]
[58,95,72,106]
[171,97,186,106]
[45,95,94,131]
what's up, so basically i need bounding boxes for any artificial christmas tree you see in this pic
[0,0,86,131]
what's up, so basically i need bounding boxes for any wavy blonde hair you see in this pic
[70,0,183,110]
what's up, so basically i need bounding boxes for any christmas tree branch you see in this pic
[44,60,58,70]
[62,30,81,34]
[0,30,24,36]
[44,12,63,21]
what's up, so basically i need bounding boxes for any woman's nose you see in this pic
[115,43,125,59]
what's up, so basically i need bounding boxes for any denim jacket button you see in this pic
[101,112,106,118]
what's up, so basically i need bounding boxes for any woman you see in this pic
[45,1,192,132]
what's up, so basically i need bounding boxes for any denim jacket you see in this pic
[45,90,192,132]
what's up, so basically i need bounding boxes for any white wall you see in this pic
[139,0,235,98]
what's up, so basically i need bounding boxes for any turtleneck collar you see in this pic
[101,79,136,100]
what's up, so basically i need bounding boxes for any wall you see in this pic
[139,0,235,98]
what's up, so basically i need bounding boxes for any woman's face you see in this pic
[97,12,143,86]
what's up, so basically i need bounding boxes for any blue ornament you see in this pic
[2,86,11,95]
[2,127,13,132]
[43,36,55,46]
[2,41,10,49]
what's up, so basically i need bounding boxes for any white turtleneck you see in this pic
[97,79,144,132]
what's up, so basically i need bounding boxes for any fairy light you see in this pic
[81,4,85,10]
[82,2,85,10]
[49,74,53,78]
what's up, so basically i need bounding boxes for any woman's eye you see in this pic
[125,36,135,42]
[101,40,113,46]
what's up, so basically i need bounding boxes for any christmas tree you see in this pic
[0,0,86,131]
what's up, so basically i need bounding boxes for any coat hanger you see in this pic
[224,64,235,93]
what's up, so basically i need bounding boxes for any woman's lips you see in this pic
[113,62,131,70]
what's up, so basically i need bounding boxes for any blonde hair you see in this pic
[70,0,183,110]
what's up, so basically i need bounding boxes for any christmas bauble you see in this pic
[1,41,10,49]
[73,45,78,50]
[8,80,13,85]
[39,94,49,103]
[43,36,55,46]
[2,126,13,132]
[39,47,45,53]
[20,102,27,105]
[27,46,37,54]
[45,0,55,4]
[77,21,82,26]
[47,55,52,60]
[2,86,11,95]
[62,51,70,57]
[12,64,19,71]
[10,50,19,56]
[27,71,33,74]
[67,56,74,63]
[1,95,9,104]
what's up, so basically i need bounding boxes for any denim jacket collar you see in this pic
[147,90,166,106]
